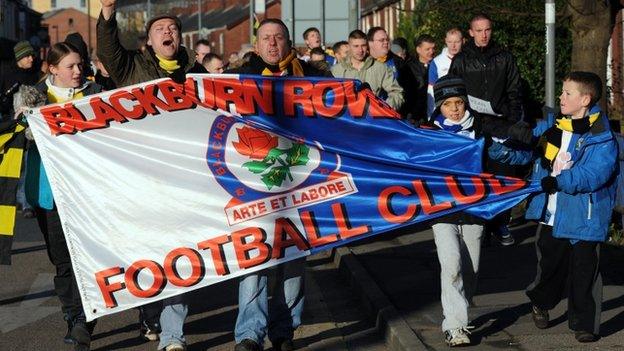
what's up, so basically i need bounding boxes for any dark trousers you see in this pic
[36,208,84,318]
[526,225,602,334]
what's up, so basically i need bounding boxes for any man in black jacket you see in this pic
[0,41,39,120]
[449,13,523,246]
[449,13,523,123]
[399,34,436,123]
[226,18,329,351]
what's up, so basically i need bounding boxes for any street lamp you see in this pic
[198,0,202,38]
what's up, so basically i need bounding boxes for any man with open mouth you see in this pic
[96,1,198,350]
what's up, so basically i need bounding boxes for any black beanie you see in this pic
[433,75,468,109]
[146,14,182,34]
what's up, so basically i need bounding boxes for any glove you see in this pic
[508,121,534,145]
[541,176,558,194]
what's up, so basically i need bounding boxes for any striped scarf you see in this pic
[0,120,27,265]
[261,49,304,77]
[541,112,600,167]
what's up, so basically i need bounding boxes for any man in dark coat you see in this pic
[399,34,436,123]
[449,13,523,123]
[226,18,329,351]
[97,1,198,350]
[449,13,524,246]
[0,41,39,120]
[97,0,195,87]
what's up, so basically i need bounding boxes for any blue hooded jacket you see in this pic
[525,105,618,242]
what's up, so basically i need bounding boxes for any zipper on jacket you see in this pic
[587,192,593,220]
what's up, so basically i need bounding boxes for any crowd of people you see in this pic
[1,1,620,350]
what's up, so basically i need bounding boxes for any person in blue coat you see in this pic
[511,71,617,343]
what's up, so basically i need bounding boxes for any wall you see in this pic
[42,7,97,53]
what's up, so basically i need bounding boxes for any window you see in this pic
[51,0,56,8]
[81,0,86,7]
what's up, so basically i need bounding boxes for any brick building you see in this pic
[41,7,97,53]
[180,0,281,56]
[360,0,418,39]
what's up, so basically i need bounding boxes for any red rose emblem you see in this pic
[232,126,278,160]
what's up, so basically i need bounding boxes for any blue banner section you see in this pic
[206,75,540,252]
[227,75,486,176]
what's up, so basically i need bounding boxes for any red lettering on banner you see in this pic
[378,185,419,224]
[412,180,453,215]
[89,96,127,128]
[214,79,249,112]
[158,81,196,111]
[283,80,314,116]
[163,248,205,287]
[312,81,345,117]
[109,90,145,119]
[231,227,271,269]
[301,210,339,247]
[197,234,232,276]
[41,104,77,135]
[331,202,371,239]
[125,260,167,298]
[95,267,125,308]
[241,78,274,115]
[487,176,527,195]
[131,84,170,115]
[446,176,487,205]
[343,80,400,118]
[272,218,310,259]
[200,78,216,108]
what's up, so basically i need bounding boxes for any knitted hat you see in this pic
[14,41,35,61]
[146,14,182,34]
[433,75,468,109]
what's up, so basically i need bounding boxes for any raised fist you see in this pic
[100,0,115,7]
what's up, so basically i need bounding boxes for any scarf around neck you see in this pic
[156,54,181,74]
[261,49,304,77]
[542,112,600,164]
[433,110,475,138]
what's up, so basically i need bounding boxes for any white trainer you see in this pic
[444,327,471,347]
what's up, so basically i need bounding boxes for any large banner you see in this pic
[26,75,539,320]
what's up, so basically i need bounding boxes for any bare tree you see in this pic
[565,0,622,112]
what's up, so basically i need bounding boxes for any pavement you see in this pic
[343,220,624,350]
[3,213,624,351]
[0,215,385,351]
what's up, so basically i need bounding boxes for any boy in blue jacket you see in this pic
[519,71,617,342]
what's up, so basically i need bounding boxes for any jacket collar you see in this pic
[341,55,375,71]
[464,39,502,59]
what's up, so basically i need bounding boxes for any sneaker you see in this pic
[444,327,471,347]
[140,319,160,341]
[164,342,186,351]
[272,337,294,351]
[574,331,597,343]
[63,315,76,344]
[494,225,515,246]
[69,318,91,350]
[531,305,549,329]
[234,339,262,351]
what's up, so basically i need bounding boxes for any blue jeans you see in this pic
[234,258,305,344]
[157,295,187,350]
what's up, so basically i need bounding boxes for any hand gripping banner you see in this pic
[26,75,540,320]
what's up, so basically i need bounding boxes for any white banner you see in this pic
[26,74,533,321]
